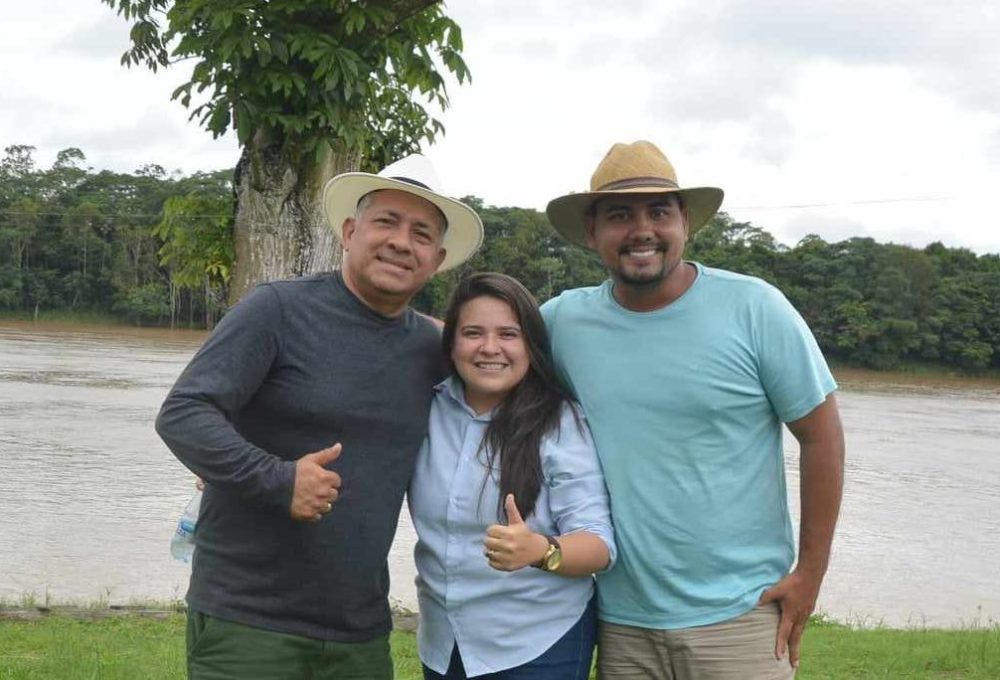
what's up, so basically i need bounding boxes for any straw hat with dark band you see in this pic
[546,141,724,248]
[323,154,484,272]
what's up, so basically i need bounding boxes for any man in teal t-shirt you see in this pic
[541,141,845,679]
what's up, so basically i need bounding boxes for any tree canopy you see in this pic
[2,144,998,372]
[103,0,469,168]
[0,145,232,326]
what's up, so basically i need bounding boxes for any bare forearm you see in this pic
[554,532,611,577]
[760,395,844,666]
[797,434,844,577]
[785,394,845,580]
[484,514,611,576]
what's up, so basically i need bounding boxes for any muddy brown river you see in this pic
[1,321,997,627]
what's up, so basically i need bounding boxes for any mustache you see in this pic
[377,254,414,270]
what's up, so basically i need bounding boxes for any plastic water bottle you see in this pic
[170,490,202,563]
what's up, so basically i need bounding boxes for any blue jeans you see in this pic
[422,595,596,680]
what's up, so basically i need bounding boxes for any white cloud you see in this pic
[55,13,132,59]
[2,0,998,254]
[774,211,872,245]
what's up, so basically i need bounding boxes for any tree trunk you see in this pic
[229,133,361,304]
[169,277,178,329]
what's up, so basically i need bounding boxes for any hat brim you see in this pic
[546,186,724,248]
[323,174,484,272]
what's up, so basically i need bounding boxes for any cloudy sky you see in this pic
[3,0,999,254]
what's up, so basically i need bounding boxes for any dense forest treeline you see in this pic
[2,145,998,371]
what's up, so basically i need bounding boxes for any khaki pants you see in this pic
[597,603,795,680]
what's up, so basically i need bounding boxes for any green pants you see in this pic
[186,611,393,680]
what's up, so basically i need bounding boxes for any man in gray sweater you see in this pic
[156,155,483,679]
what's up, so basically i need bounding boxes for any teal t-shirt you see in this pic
[540,263,836,629]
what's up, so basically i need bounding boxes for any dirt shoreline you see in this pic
[831,365,1000,392]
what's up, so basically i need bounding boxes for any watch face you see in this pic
[545,549,562,572]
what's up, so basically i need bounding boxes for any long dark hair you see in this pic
[442,272,577,521]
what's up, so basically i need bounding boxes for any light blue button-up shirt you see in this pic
[409,376,616,676]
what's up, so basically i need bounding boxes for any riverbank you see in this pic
[0,610,997,679]
[0,311,209,336]
[831,363,1000,391]
[0,602,417,631]
[0,316,208,343]
[0,309,134,326]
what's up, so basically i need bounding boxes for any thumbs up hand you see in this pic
[483,494,550,572]
[290,443,343,521]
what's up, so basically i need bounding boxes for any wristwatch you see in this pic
[532,535,563,572]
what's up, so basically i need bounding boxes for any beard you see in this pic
[612,243,671,287]
[616,263,667,287]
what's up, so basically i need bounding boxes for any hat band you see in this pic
[597,177,679,191]
[386,175,449,232]
[389,176,432,191]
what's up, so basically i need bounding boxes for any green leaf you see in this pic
[104,0,472,171]
[235,100,252,143]
[271,36,289,63]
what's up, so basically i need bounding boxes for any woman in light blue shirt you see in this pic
[410,273,616,679]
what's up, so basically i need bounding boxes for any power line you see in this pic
[730,196,955,211]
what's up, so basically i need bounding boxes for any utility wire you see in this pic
[730,196,954,211]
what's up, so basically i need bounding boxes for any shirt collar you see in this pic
[435,375,494,421]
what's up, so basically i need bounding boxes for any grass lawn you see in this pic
[0,614,998,679]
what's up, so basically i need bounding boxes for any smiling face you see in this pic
[450,295,531,415]
[586,192,689,289]
[340,189,447,316]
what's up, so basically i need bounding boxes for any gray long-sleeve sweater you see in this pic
[156,272,444,641]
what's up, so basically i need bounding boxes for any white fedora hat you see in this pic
[323,154,484,272]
